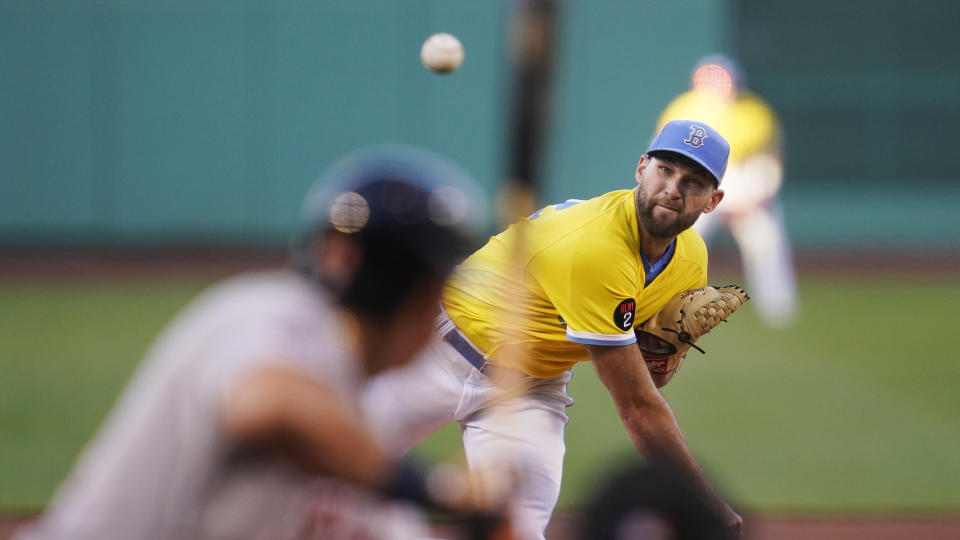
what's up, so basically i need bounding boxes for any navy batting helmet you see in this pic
[296,144,488,314]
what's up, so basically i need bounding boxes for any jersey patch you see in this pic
[613,298,637,332]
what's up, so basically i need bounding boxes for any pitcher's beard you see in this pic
[636,189,701,239]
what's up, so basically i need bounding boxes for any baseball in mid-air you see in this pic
[420,32,465,74]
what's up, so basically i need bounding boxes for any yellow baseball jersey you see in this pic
[442,189,708,378]
[657,90,779,164]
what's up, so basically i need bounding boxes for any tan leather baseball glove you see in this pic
[635,285,749,374]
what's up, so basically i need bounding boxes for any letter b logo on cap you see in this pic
[646,119,730,183]
[683,125,708,148]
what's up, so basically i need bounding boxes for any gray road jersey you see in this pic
[18,272,364,540]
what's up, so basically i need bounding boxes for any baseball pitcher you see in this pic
[363,121,747,539]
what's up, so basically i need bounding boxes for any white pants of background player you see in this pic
[362,315,573,540]
[695,198,798,328]
[697,153,799,327]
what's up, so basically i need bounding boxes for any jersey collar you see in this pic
[640,240,676,287]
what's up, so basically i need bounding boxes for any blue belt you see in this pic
[442,328,488,373]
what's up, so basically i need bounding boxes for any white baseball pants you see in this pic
[696,200,799,327]
[362,316,574,540]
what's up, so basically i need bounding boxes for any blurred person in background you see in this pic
[14,145,497,540]
[657,54,799,328]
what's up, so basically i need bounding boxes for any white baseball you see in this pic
[420,32,465,74]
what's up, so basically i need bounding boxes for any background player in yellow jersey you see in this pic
[658,54,799,327]
[363,120,743,539]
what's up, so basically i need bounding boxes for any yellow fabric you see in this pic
[657,90,779,163]
[442,189,708,378]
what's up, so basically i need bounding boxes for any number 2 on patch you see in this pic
[613,298,636,331]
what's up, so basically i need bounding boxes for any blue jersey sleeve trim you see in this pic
[566,329,637,346]
[567,335,637,346]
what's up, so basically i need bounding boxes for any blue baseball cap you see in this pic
[647,120,730,185]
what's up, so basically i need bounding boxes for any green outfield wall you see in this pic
[1,1,957,249]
